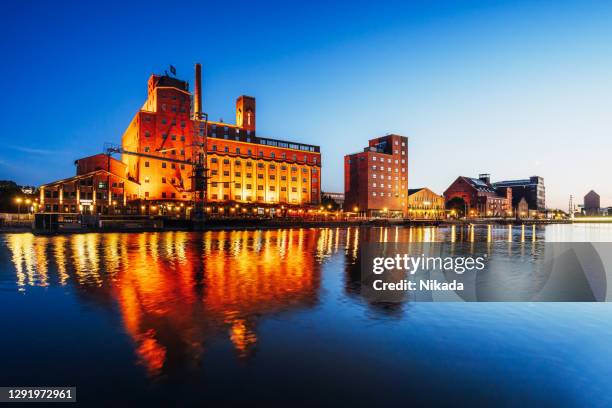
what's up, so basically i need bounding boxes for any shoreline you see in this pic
[0,218,573,235]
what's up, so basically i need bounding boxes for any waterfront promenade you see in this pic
[0,212,571,234]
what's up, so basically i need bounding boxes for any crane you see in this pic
[104,137,209,222]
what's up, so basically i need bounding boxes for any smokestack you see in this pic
[194,63,202,119]
[478,173,491,185]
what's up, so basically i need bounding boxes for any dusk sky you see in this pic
[2,0,612,209]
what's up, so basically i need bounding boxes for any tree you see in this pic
[0,180,23,213]
[446,197,466,217]
[320,194,341,211]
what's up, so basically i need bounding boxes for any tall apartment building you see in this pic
[343,134,408,217]
[40,64,321,214]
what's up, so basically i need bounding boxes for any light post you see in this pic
[15,197,22,219]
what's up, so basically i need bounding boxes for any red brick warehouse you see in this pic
[40,64,322,215]
[343,134,409,217]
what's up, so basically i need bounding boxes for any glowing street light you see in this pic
[15,197,23,216]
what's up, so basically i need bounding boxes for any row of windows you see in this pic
[373,174,406,180]
[210,171,311,182]
[148,132,187,141]
[210,183,311,193]
[209,194,310,202]
[372,155,406,163]
[143,146,186,156]
[258,138,317,152]
[161,118,186,127]
[372,183,406,190]
[372,161,405,170]
[43,181,126,197]
[372,166,405,172]
[158,92,187,102]
[212,133,252,142]
[143,161,186,169]
[141,192,190,199]
[210,146,319,163]
[209,158,317,173]
[410,195,441,202]
[160,103,187,113]
[211,123,252,135]
[371,192,404,198]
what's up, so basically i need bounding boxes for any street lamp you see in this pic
[15,197,22,218]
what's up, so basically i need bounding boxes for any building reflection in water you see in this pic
[4,230,324,377]
[3,224,545,377]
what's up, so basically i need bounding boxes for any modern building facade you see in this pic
[584,190,601,216]
[493,176,545,213]
[407,188,445,219]
[40,64,321,214]
[444,174,512,217]
[343,134,408,217]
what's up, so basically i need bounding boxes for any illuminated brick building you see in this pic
[40,64,321,214]
[407,188,445,219]
[121,75,197,202]
[443,174,512,217]
[343,134,408,217]
[40,154,140,213]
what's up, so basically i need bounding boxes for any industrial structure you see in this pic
[584,190,601,216]
[492,176,545,213]
[39,64,321,217]
[343,134,409,217]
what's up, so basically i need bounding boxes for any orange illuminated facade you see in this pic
[39,65,321,214]
[206,126,321,206]
[40,154,140,214]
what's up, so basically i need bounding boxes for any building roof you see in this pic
[585,190,600,198]
[40,169,140,188]
[408,188,425,195]
[493,178,541,187]
[464,177,497,193]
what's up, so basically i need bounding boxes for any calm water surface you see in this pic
[2,224,612,407]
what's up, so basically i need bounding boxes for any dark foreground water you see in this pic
[2,224,612,407]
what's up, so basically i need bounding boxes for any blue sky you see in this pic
[1,0,612,209]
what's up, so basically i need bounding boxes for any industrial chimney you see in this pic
[194,63,202,119]
[478,173,491,185]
